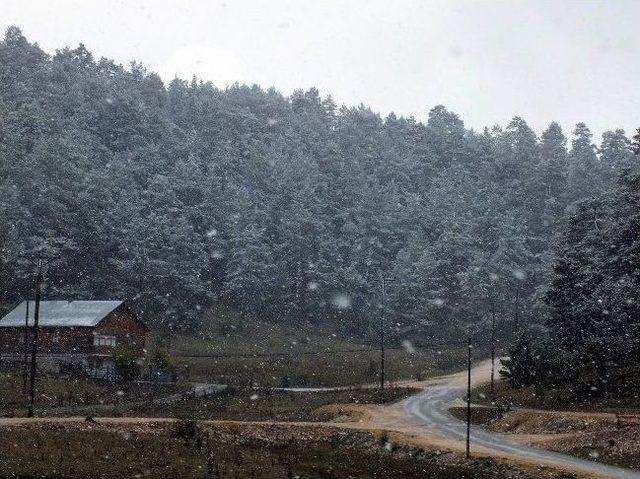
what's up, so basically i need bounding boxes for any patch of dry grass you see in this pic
[126,386,419,421]
[473,380,640,413]
[0,421,543,478]
[176,348,466,388]
[478,408,640,471]
[0,367,178,417]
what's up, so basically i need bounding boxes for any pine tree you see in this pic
[566,123,603,204]
[537,122,568,218]
[545,197,614,383]
[599,129,634,176]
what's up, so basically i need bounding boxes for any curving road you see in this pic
[403,363,640,479]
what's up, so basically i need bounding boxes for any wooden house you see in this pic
[0,300,148,379]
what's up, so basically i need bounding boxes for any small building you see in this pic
[0,300,149,379]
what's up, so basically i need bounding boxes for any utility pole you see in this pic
[27,261,43,417]
[22,289,30,396]
[466,337,472,459]
[378,273,396,392]
[513,287,520,334]
[379,273,386,392]
[490,295,497,400]
[18,252,59,418]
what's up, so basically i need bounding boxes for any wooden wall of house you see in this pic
[0,307,147,357]
[0,326,93,355]
[94,308,147,355]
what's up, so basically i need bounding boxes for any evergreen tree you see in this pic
[537,122,568,222]
[599,129,634,176]
[566,123,603,204]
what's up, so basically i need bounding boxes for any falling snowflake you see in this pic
[512,269,526,280]
[331,293,352,310]
[401,339,416,354]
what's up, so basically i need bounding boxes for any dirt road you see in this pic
[401,360,640,479]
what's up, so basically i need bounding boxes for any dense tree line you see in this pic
[503,144,640,392]
[0,27,634,342]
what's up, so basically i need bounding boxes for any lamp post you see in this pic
[27,261,43,417]
[378,273,396,392]
[490,295,497,400]
[466,337,472,459]
[22,287,30,396]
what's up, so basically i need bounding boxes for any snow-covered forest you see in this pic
[505,171,640,390]
[1,26,638,359]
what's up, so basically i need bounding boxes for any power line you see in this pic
[175,348,375,359]
[174,342,481,359]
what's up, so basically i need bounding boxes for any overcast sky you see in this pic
[2,0,638,140]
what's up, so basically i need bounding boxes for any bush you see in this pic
[500,332,536,388]
[58,361,87,379]
[113,345,140,382]
[279,376,290,388]
[151,347,172,369]
[171,420,205,448]
[171,419,199,439]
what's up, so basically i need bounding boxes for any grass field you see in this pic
[175,349,466,388]
[168,304,469,387]
[122,386,419,421]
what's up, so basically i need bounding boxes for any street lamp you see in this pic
[379,273,395,392]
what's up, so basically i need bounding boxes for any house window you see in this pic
[52,332,60,343]
[93,334,117,347]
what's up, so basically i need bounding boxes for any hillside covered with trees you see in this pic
[503,165,640,394]
[0,27,637,347]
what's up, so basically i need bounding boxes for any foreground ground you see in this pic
[0,420,563,479]
[3,362,640,478]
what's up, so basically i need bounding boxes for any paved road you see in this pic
[404,364,640,479]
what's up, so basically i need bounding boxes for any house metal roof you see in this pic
[0,300,124,328]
